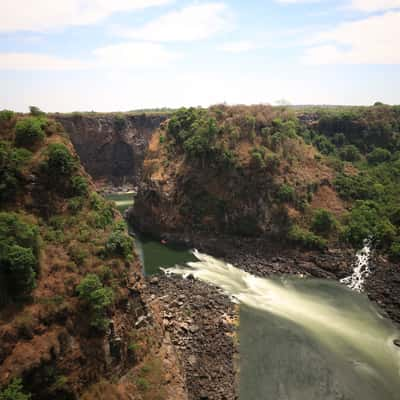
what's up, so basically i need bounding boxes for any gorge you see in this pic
[1,105,400,400]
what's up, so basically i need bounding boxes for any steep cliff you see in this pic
[0,111,186,400]
[55,114,167,187]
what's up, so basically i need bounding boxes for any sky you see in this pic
[1,0,400,112]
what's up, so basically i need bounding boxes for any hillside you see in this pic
[131,104,400,258]
[0,111,184,400]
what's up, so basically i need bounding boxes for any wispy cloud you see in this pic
[0,0,172,32]
[0,42,179,70]
[303,11,400,64]
[118,2,233,42]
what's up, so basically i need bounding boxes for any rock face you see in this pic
[55,114,167,186]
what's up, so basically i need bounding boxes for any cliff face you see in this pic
[55,114,167,186]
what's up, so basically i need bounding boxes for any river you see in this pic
[107,192,400,400]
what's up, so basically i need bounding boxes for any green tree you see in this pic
[367,147,391,165]
[15,117,45,148]
[43,144,76,178]
[339,145,361,162]
[77,274,114,331]
[29,106,45,117]
[312,209,337,236]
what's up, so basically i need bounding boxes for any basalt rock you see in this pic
[55,113,167,186]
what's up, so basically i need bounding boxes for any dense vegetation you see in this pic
[0,110,142,399]
[157,105,400,257]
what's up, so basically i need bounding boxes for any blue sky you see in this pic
[1,0,399,112]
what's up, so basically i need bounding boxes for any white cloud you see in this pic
[0,0,172,32]
[219,40,259,53]
[0,42,179,70]
[303,11,400,64]
[350,0,400,12]
[93,42,180,67]
[119,2,233,42]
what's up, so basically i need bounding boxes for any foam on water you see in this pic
[165,249,400,399]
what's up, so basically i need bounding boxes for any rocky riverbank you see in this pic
[145,274,238,400]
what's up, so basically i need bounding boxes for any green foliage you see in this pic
[77,274,114,331]
[43,144,76,178]
[104,223,134,259]
[312,135,336,155]
[15,117,45,148]
[342,201,396,248]
[0,141,31,203]
[0,212,40,304]
[389,241,400,261]
[288,225,327,250]
[88,193,115,229]
[339,145,361,162]
[311,209,337,236]
[367,147,391,165]
[0,378,31,400]
[334,173,377,201]
[250,147,266,169]
[0,110,15,123]
[277,184,295,202]
[29,106,45,117]
[71,175,89,196]
[68,197,84,214]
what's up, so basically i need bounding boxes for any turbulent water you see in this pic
[340,241,372,292]
[166,250,400,400]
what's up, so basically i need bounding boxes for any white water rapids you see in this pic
[340,241,372,292]
[165,250,400,400]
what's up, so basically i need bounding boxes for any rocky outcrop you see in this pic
[55,114,167,186]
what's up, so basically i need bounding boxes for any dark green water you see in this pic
[105,192,196,275]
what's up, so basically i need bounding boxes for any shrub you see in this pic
[0,378,31,400]
[29,106,45,117]
[312,135,336,155]
[250,147,266,169]
[77,274,114,331]
[311,209,337,236]
[0,212,40,303]
[342,201,396,248]
[367,147,391,165]
[277,184,295,202]
[68,197,84,214]
[104,225,134,259]
[15,117,45,148]
[71,175,89,196]
[0,110,14,123]
[339,145,361,162]
[0,142,31,203]
[43,144,76,179]
[288,225,327,250]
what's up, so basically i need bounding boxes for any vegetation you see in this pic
[0,378,31,400]
[288,224,327,250]
[104,222,134,259]
[15,117,46,148]
[311,209,338,236]
[0,212,40,304]
[77,274,114,331]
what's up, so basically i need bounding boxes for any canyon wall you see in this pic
[55,113,167,186]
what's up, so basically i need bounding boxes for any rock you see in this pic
[135,315,147,329]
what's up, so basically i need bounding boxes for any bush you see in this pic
[114,114,126,132]
[250,147,266,169]
[104,224,134,259]
[0,110,15,123]
[77,274,114,331]
[342,201,396,248]
[277,184,295,202]
[339,145,361,162]
[0,378,31,400]
[43,144,76,179]
[29,106,45,117]
[15,117,45,148]
[0,141,31,203]
[389,241,400,261]
[367,147,391,165]
[71,175,89,196]
[311,209,337,236]
[0,213,40,303]
[288,225,327,250]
